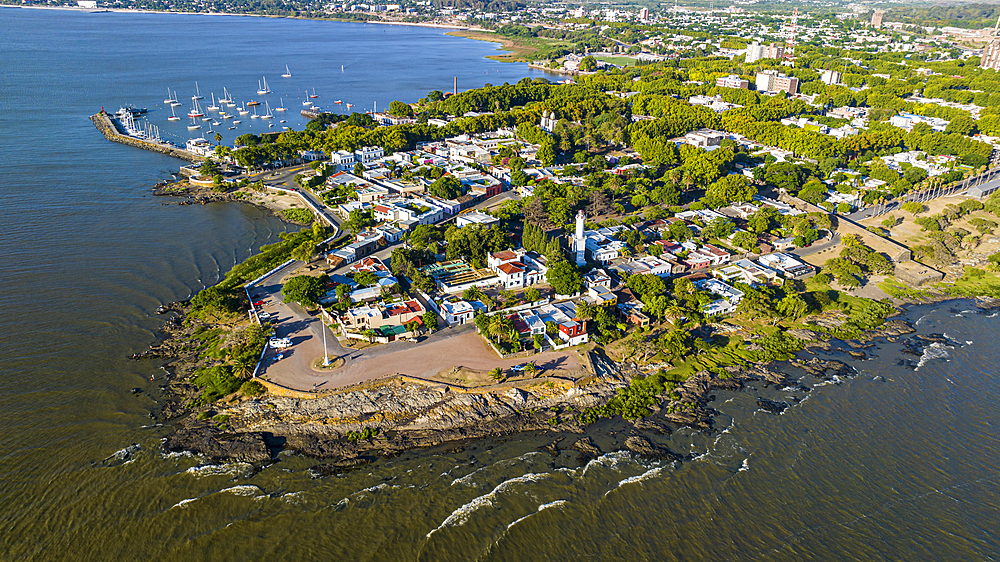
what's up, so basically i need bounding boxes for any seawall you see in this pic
[90,112,205,163]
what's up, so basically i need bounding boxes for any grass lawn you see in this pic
[595,55,637,67]
[447,30,574,62]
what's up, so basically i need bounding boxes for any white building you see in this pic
[354,146,384,165]
[440,299,475,325]
[716,74,749,89]
[456,211,500,228]
[820,69,842,85]
[330,150,357,170]
[572,210,587,266]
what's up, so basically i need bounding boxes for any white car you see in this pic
[269,337,292,349]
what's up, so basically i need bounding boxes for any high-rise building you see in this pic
[871,9,885,29]
[639,7,649,22]
[756,71,799,95]
[716,75,749,89]
[820,69,841,85]
[983,38,1000,71]
[745,41,785,63]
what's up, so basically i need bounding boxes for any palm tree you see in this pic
[524,362,539,377]
[489,367,505,382]
[363,329,378,343]
[233,355,256,379]
[214,132,223,145]
[489,315,514,343]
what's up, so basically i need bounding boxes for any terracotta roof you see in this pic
[492,250,518,262]
[497,262,524,275]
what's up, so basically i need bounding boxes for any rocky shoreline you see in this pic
[139,294,990,471]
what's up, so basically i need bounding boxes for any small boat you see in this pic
[303,91,312,106]
[282,126,290,130]
[275,98,286,112]
[238,103,249,116]
[202,116,212,122]
[333,100,342,104]
[250,106,259,119]
[187,99,204,118]
[233,119,242,124]
[261,101,273,120]
[310,87,319,99]
[167,106,180,121]
[187,119,201,130]
[220,87,233,105]
[222,113,233,120]
[192,82,204,100]
[206,93,219,111]
[206,129,214,134]
[247,100,260,107]
[164,87,175,104]
[268,123,274,128]
[212,120,221,126]
[257,76,271,95]
[229,126,236,130]
[346,103,353,109]
[279,119,286,123]
[282,65,291,78]
[170,91,182,107]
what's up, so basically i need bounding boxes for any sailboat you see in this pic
[164,88,175,104]
[282,65,292,78]
[167,106,180,121]
[187,99,204,118]
[302,91,312,106]
[170,91,182,107]
[333,100,342,104]
[250,106,259,119]
[310,87,319,99]
[187,117,201,130]
[261,101,273,120]
[206,93,219,111]
[346,103,353,109]
[257,76,271,95]
[275,98,287,112]
[238,103,249,116]
[220,87,233,105]
[192,82,204,100]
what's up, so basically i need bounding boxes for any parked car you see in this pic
[253,300,265,307]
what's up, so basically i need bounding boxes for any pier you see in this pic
[90,111,205,162]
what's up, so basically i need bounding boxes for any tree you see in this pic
[732,231,758,252]
[387,100,414,118]
[901,201,926,215]
[657,330,692,363]
[200,158,220,177]
[524,361,539,376]
[281,275,327,307]
[532,334,544,352]
[291,240,316,262]
[214,132,223,145]
[423,311,438,331]
[363,329,379,343]
[546,260,583,296]
[706,174,756,204]
[345,208,374,235]
[575,301,593,321]
[354,270,378,287]
[489,367,505,382]
[429,175,463,200]
[579,56,598,72]
[354,162,365,176]
[524,287,541,303]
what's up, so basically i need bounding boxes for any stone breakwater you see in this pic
[90,112,204,162]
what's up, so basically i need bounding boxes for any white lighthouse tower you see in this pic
[572,210,587,266]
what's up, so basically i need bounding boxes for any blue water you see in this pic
[1,7,999,561]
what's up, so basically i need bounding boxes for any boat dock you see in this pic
[90,111,204,162]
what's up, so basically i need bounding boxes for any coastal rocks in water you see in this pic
[163,426,270,463]
[572,437,602,460]
[623,436,683,462]
[756,398,789,415]
[792,358,854,379]
[846,350,867,360]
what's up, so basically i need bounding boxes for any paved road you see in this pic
[790,233,841,259]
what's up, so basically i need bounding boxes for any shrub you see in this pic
[240,380,265,397]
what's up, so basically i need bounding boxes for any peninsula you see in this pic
[96,3,1000,465]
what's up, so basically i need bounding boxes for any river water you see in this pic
[2,8,999,561]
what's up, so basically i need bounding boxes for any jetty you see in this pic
[90,111,204,162]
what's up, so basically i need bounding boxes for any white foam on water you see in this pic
[505,500,568,530]
[164,450,197,460]
[220,485,261,497]
[738,457,750,473]
[580,451,632,478]
[426,472,550,539]
[915,342,951,371]
[185,462,252,478]
[813,375,843,388]
[171,497,199,510]
[915,314,930,326]
[605,467,665,497]
[451,452,543,487]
